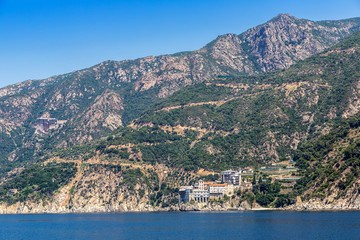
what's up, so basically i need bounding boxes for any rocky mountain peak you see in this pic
[270,13,297,23]
[238,14,360,71]
[199,33,240,52]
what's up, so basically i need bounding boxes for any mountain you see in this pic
[0,14,360,176]
[1,23,360,213]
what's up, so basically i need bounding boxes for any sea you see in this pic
[0,211,359,240]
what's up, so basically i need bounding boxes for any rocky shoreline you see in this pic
[1,201,360,214]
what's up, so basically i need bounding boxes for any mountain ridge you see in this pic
[0,14,359,176]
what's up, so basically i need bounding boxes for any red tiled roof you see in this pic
[209,184,228,187]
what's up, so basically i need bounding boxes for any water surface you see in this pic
[0,211,359,239]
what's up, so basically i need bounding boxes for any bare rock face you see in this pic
[287,185,360,211]
[200,34,256,75]
[0,14,359,174]
[70,90,124,143]
[240,14,360,71]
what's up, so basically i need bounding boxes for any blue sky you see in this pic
[0,0,359,88]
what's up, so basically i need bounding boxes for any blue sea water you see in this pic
[0,211,359,240]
